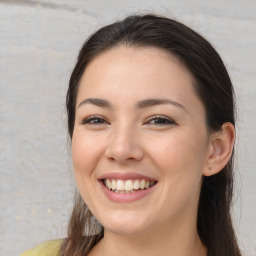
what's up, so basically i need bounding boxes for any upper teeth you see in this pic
[104,179,156,191]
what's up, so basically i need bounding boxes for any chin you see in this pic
[105,223,149,237]
[99,212,154,236]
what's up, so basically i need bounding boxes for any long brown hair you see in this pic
[59,14,242,256]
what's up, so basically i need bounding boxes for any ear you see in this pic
[203,122,235,177]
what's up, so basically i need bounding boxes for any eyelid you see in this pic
[80,115,109,125]
[145,115,176,125]
[80,115,176,126]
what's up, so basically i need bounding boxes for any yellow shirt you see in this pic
[20,239,62,256]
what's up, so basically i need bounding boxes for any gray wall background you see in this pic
[0,1,255,255]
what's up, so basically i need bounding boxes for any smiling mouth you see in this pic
[101,178,157,193]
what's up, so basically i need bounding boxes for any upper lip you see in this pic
[98,172,157,181]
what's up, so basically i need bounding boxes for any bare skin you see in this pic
[72,46,234,256]
[89,215,207,256]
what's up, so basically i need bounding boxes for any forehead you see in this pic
[83,46,191,81]
[77,46,201,110]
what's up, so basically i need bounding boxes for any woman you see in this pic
[21,14,242,256]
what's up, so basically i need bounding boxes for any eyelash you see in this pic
[80,115,176,126]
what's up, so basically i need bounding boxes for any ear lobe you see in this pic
[203,122,235,177]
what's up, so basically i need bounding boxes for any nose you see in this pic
[104,124,144,163]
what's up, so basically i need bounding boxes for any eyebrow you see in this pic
[78,98,187,112]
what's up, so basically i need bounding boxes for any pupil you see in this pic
[155,118,166,124]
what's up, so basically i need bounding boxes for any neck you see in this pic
[90,217,207,256]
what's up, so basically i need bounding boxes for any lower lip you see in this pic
[99,180,157,203]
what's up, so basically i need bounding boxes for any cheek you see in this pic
[71,132,106,211]
[149,130,207,172]
[72,132,102,170]
[71,131,105,192]
[147,131,207,207]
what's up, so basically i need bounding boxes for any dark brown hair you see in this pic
[60,14,242,256]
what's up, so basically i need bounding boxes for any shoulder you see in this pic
[20,239,63,256]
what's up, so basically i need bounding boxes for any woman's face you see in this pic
[72,46,210,236]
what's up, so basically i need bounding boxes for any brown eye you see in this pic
[81,116,108,125]
[147,116,176,125]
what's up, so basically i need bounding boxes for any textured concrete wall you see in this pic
[0,1,255,255]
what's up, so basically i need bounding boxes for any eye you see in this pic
[81,116,109,125]
[146,115,176,125]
